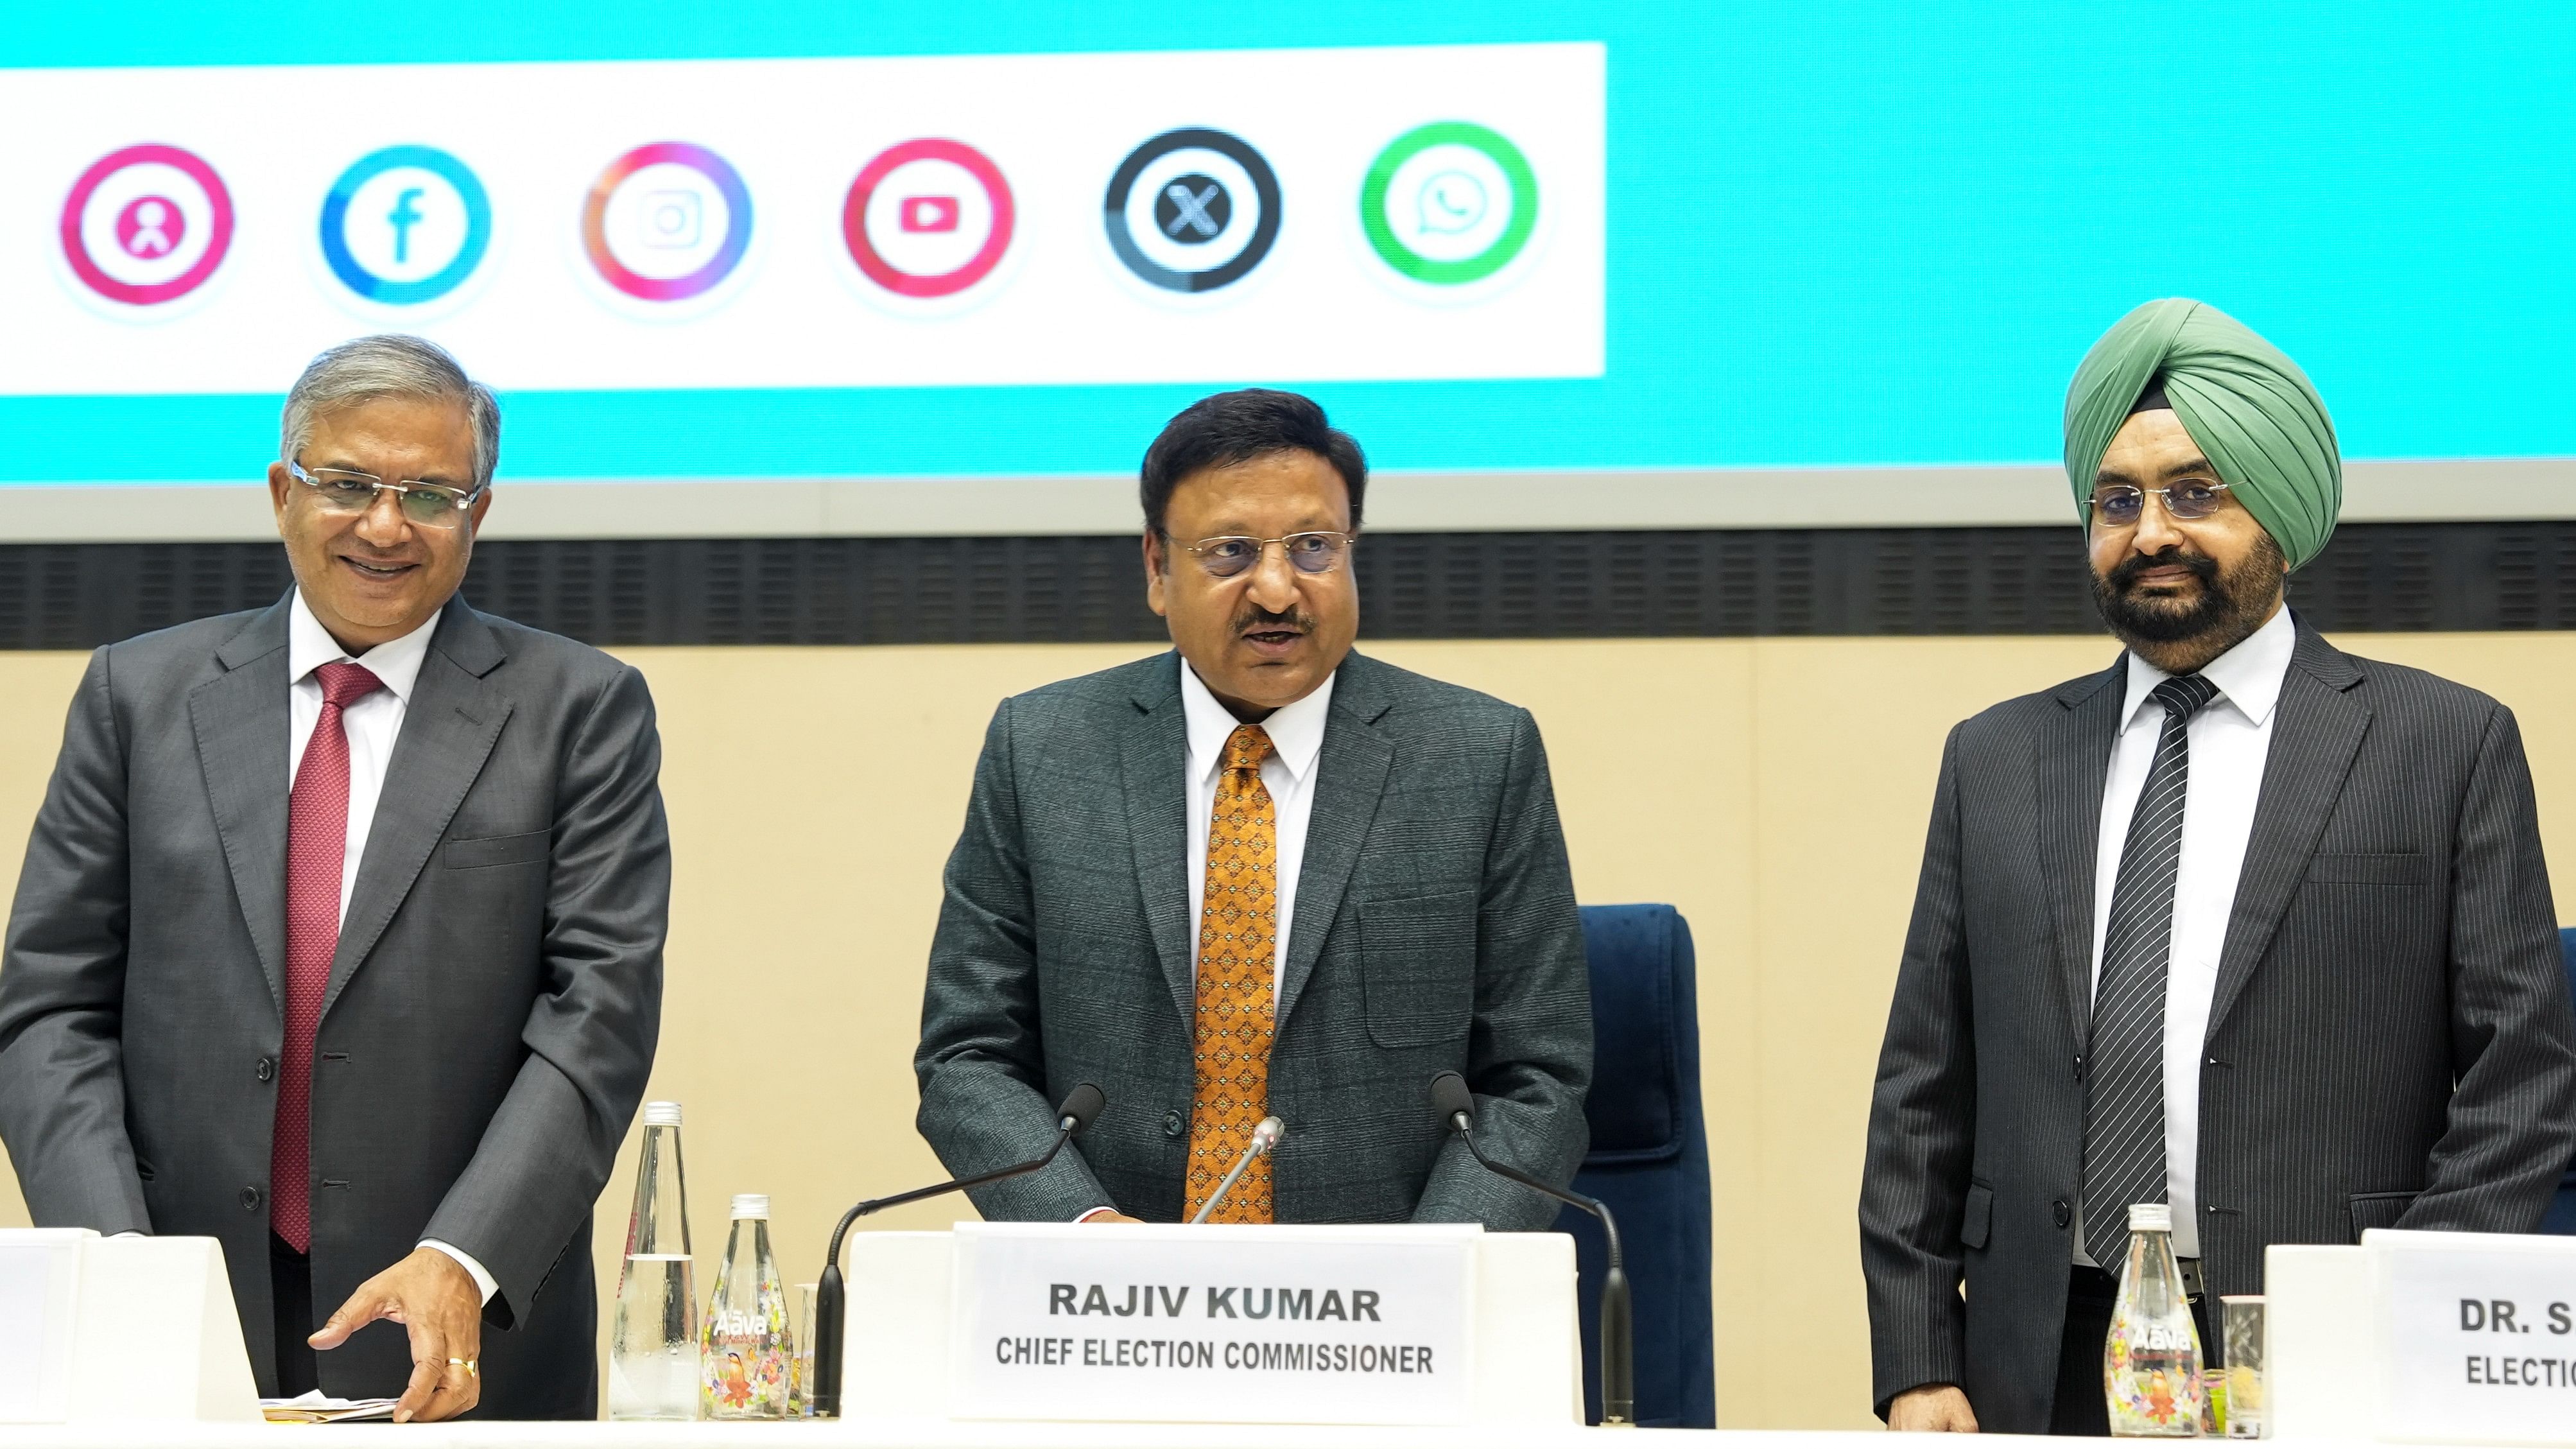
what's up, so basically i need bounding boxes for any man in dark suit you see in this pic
[915,388,1591,1227]
[1862,300,2576,1434]
[0,336,667,1421]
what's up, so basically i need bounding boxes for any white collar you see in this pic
[2120,603,2297,731]
[288,589,441,704]
[1180,659,1335,785]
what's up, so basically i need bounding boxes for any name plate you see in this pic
[949,1222,1477,1425]
[2369,1228,2576,1445]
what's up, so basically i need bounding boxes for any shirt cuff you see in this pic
[1074,1206,1120,1223]
[419,1239,499,1305]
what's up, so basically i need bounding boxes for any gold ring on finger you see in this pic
[448,1357,479,1375]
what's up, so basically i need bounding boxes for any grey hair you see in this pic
[280,334,501,492]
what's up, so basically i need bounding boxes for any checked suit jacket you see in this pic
[0,592,668,1417]
[1860,618,2576,1432]
[915,649,1593,1227]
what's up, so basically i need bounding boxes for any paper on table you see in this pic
[258,1391,399,1423]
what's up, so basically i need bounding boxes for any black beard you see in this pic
[2090,534,2285,654]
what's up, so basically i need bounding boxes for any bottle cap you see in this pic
[643,1101,682,1127]
[2127,1202,2173,1233]
[731,1193,769,1220]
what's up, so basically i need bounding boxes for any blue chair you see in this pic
[1556,904,1715,1427]
[2545,930,2576,1235]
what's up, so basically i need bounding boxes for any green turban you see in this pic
[2063,298,2341,569]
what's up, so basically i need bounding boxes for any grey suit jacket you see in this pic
[0,593,668,1418]
[915,650,1591,1227]
[1860,620,2576,1431]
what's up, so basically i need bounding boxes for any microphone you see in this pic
[808,1082,1103,1419]
[1188,1116,1286,1224]
[1429,1070,1633,1427]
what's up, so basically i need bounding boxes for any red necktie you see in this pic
[271,661,382,1253]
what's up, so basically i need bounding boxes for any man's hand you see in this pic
[309,1247,483,1423]
[1889,1384,1979,1432]
[1079,1211,1143,1224]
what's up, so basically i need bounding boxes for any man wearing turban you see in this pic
[1858,300,2576,1434]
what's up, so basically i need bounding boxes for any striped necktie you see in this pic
[2080,672,2220,1269]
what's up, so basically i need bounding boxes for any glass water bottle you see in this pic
[608,1101,697,1421]
[702,1193,792,1419]
[2104,1202,2206,1436]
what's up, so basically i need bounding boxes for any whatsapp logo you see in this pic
[1360,121,1537,286]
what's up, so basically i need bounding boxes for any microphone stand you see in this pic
[809,1084,1102,1419]
[1189,1116,1284,1225]
[1431,1073,1633,1427]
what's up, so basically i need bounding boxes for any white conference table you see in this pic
[0,1427,2425,1449]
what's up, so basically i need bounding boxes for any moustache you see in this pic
[2107,546,2217,592]
[1232,605,1315,635]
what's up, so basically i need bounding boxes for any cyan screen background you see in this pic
[5,2,2570,485]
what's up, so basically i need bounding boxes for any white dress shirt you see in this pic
[1180,663,1335,989]
[2076,605,2295,1263]
[286,591,496,1305]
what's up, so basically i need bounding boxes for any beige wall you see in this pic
[2,632,2574,1427]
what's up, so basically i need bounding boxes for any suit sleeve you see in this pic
[1859,724,1976,1416]
[0,648,151,1235]
[2400,702,2576,1232]
[915,697,1115,1221]
[1411,707,1593,1231]
[420,663,668,1327]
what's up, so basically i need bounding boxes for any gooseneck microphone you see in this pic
[808,1082,1104,1419]
[1429,1070,1633,1427]
[1188,1115,1286,1224]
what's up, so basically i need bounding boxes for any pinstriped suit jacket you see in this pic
[1860,619,2576,1431]
[913,649,1592,1228]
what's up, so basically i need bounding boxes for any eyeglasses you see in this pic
[2091,480,2233,528]
[1179,532,1356,579]
[286,461,481,529]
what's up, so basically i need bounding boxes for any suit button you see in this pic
[2053,1199,2072,1229]
[255,1057,275,1083]
[1163,1110,1184,1138]
[239,1186,263,1212]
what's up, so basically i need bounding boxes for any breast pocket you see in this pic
[441,829,550,871]
[1358,890,1478,1050]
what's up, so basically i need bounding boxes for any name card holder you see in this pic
[839,1224,1580,1427]
[2365,1228,2576,1446]
[0,1230,259,1423]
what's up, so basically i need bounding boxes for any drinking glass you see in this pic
[2222,1296,2266,1438]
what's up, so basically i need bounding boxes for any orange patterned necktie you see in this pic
[1186,724,1279,1224]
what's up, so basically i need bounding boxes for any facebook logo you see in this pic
[386,187,426,265]
[320,146,491,305]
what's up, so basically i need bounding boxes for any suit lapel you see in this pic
[1121,654,1197,1030]
[188,596,297,1012]
[320,599,513,1018]
[2204,625,2369,1043]
[2042,657,2127,1050]
[1275,655,1394,1030]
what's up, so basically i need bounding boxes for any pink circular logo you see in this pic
[842,139,1014,299]
[60,144,234,306]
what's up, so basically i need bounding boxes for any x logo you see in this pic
[1163,182,1222,238]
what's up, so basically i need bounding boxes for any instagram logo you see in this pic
[581,142,752,302]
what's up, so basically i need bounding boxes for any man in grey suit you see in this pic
[1862,300,2576,1434]
[0,336,667,1421]
[915,388,1590,1227]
